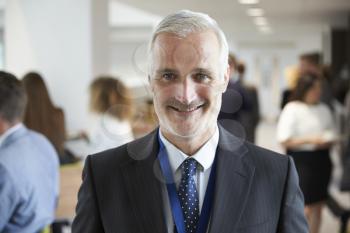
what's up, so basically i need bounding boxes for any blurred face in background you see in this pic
[299,59,320,77]
[304,79,322,104]
[149,30,229,143]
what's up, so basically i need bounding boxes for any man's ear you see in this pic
[222,65,230,93]
[148,75,154,92]
[229,63,235,77]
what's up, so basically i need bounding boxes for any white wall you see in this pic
[108,2,161,99]
[235,33,323,121]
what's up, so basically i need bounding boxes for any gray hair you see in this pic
[148,10,229,78]
[0,71,27,123]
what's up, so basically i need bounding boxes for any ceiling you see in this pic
[111,0,350,44]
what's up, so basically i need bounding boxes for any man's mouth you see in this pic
[168,104,205,113]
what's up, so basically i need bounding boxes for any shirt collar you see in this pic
[0,123,23,147]
[159,125,219,174]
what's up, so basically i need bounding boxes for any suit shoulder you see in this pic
[244,141,290,171]
[88,143,131,168]
[218,125,289,168]
[247,142,287,159]
[88,129,157,168]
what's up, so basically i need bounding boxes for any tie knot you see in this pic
[181,158,197,176]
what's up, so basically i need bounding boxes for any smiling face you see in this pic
[149,30,229,146]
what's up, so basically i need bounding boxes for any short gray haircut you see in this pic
[148,10,229,78]
[0,71,27,123]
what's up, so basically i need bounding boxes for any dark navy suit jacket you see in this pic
[72,125,308,233]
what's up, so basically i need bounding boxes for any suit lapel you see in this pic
[209,126,256,233]
[119,126,255,233]
[121,129,167,233]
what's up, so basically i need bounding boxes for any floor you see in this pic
[256,120,350,233]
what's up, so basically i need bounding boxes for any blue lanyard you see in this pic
[157,133,217,233]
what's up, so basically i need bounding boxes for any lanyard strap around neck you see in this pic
[157,133,217,233]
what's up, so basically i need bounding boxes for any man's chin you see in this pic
[165,125,205,139]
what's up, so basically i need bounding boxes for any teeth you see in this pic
[182,106,200,112]
[169,104,203,112]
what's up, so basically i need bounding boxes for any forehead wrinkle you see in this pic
[152,31,221,76]
[155,32,208,57]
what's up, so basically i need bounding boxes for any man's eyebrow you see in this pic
[156,68,179,75]
[192,68,213,74]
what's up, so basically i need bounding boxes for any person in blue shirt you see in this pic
[0,71,59,232]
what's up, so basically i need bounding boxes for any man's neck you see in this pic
[0,119,19,135]
[0,120,22,146]
[160,126,217,156]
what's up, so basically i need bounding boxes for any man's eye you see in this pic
[162,73,176,81]
[195,73,210,82]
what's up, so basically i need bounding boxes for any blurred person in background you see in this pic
[340,89,350,191]
[218,53,255,143]
[301,53,350,228]
[280,65,300,109]
[235,61,260,143]
[299,52,322,77]
[22,72,78,164]
[0,71,59,232]
[132,98,159,138]
[299,52,334,110]
[277,73,337,233]
[345,90,350,148]
[85,76,134,154]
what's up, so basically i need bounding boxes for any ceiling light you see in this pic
[247,8,264,17]
[254,17,268,26]
[238,0,259,5]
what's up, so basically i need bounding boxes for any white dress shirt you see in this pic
[159,126,219,233]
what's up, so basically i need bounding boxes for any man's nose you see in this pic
[176,77,197,104]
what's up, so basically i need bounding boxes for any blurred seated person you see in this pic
[132,98,158,138]
[84,76,134,154]
[0,71,59,232]
[22,72,78,164]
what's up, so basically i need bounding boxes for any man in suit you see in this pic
[73,10,308,233]
[219,57,260,143]
[0,71,59,232]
